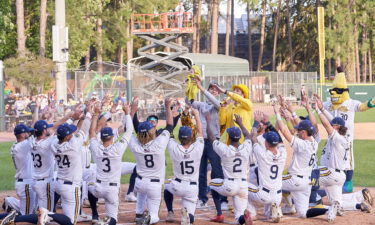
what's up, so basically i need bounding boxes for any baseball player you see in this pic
[208,114,254,225]
[130,98,174,225]
[87,103,133,225]
[38,114,86,225]
[246,112,286,223]
[164,108,204,225]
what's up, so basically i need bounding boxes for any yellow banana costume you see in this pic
[185,65,201,102]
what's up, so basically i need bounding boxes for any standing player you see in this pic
[87,103,133,225]
[164,108,204,225]
[247,112,286,223]
[130,98,174,225]
[209,114,254,225]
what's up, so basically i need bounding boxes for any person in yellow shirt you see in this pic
[213,84,253,143]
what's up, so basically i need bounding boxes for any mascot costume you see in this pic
[185,65,201,102]
[321,67,375,193]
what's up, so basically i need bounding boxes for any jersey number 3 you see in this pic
[102,158,111,173]
[31,153,42,168]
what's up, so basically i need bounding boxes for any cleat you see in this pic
[327,201,339,223]
[181,207,190,225]
[125,192,137,202]
[210,215,224,223]
[221,201,229,211]
[166,211,174,223]
[362,188,373,206]
[37,208,51,225]
[196,200,208,209]
[270,203,281,223]
[0,209,16,225]
[282,204,296,215]
[360,202,372,213]
[243,209,253,225]
[142,211,151,225]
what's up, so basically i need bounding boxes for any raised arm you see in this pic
[122,103,134,140]
[313,95,334,135]
[283,97,300,126]
[301,97,319,134]
[191,108,203,138]
[274,104,294,143]
[31,97,41,126]
[196,80,220,109]
[165,97,173,127]
[234,114,251,140]
[89,103,101,139]
[314,94,334,121]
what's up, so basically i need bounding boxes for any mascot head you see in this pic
[330,67,350,105]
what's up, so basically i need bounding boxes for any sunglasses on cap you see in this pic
[329,88,349,95]
[147,117,158,122]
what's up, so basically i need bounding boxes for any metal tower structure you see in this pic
[129,12,194,98]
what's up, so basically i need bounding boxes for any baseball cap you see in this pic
[146,115,159,122]
[98,113,112,122]
[56,123,77,139]
[100,127,114,139]
[294,120,314,133]
[178,126,192,139]
[263,131,280,145]
[138,121,154,133]
[34,120,53,132]
[226,127,242,140]
[331,117,345,127]
[14,124,34,135]
[208,82,219,90]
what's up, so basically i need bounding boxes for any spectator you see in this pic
[28,96,38,113]
[56,99,66,119]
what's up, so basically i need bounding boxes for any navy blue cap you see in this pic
[226,127,242,140]
[178,126,192,139]
[331,117,345,127]
[14,124,34,135]
[34,120,53,132]
[100,127,114,139]
[56,123,77,138]
[294,120,314,132]
[98,113,111,122]
[138,121,154,133]
[263,131,280,145]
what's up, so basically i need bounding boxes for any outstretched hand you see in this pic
[234,114,243,125]
[253,111,263,122]
[313,94,323,110]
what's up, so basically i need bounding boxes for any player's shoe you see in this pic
[125,192,137,202]
[362,188,373,206]
[98,198,105,204]
[360,202,372,213]
[181,207,190,225]
[221,201,229,211]
[37,207,52,225]
[82,199,91,208]
[281,204,296,215]
[142,212,151,225]
[166,211,175,223]
[77,211,92,222]
[243,209,253,225]
[337,206,344,216]
[0,209,16,225]
[196,200,208,209]
[327,201,339,223]
[210,215,224,223]
[270,203,281,223]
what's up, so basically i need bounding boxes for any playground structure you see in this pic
[128,12,194,98]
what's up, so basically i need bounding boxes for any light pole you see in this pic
[0,60,5,131]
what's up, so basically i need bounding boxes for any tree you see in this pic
[225,0,231,55]
[257,0,267,71]
[210,0,219,54]
[16,0,26,57]
[272,0,281,71]
[39,0,48,57]
[0,0,17,59]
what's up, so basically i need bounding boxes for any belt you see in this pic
[17,179,23,182]
[228,178,246,181]
[96,179,117,186]
[335,169,341,173]
[137,175,160,183]
[296,175,311,179]
[57,178,73,185]
[250,164,255,167]
[262,187,281,194]
[175,178,197,185]
[37,178,45,181]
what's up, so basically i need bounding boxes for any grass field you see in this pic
[1,139,375,191]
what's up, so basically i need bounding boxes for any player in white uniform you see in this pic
[164,109,204,225]
[87,103,133,225]
[37,112,86,225]
[130,98,174,225]
[209,114,254,225]
[246,111,286,223]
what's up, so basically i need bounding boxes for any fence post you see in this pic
[0,60,4,131]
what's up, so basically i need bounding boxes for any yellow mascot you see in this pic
[185,65,201,102]
[321,67,375,192]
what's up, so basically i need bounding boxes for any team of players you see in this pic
[0,85,374,225]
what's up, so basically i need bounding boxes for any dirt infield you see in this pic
[1,186,374,225]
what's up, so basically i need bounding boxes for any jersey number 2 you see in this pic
[233,158,242,173]
[55,155,70,168]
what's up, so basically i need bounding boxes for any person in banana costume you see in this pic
[185,65,201,102]
[317,67,375,193]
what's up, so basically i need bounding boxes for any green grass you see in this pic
[1,139,375,191]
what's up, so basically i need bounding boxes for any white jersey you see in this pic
[288,136,318,176]
[90,114,133,183]
[51,131,85,183]
[323,98,361,141]
[10,139,34,179]
[130,130,170,180]
[29,135,57,179]
[253,143,286,191]
[212,139,252,179]
[167,137,204,182]
[325,130,351,171]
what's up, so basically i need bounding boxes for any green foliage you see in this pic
[4,54,54,95]
[0,0,17,59]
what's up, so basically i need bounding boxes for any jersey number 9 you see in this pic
[270,165,278,180]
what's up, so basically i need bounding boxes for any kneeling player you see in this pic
[164,109,204,225]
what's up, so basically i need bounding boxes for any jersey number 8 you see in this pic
[144,154,154,168]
